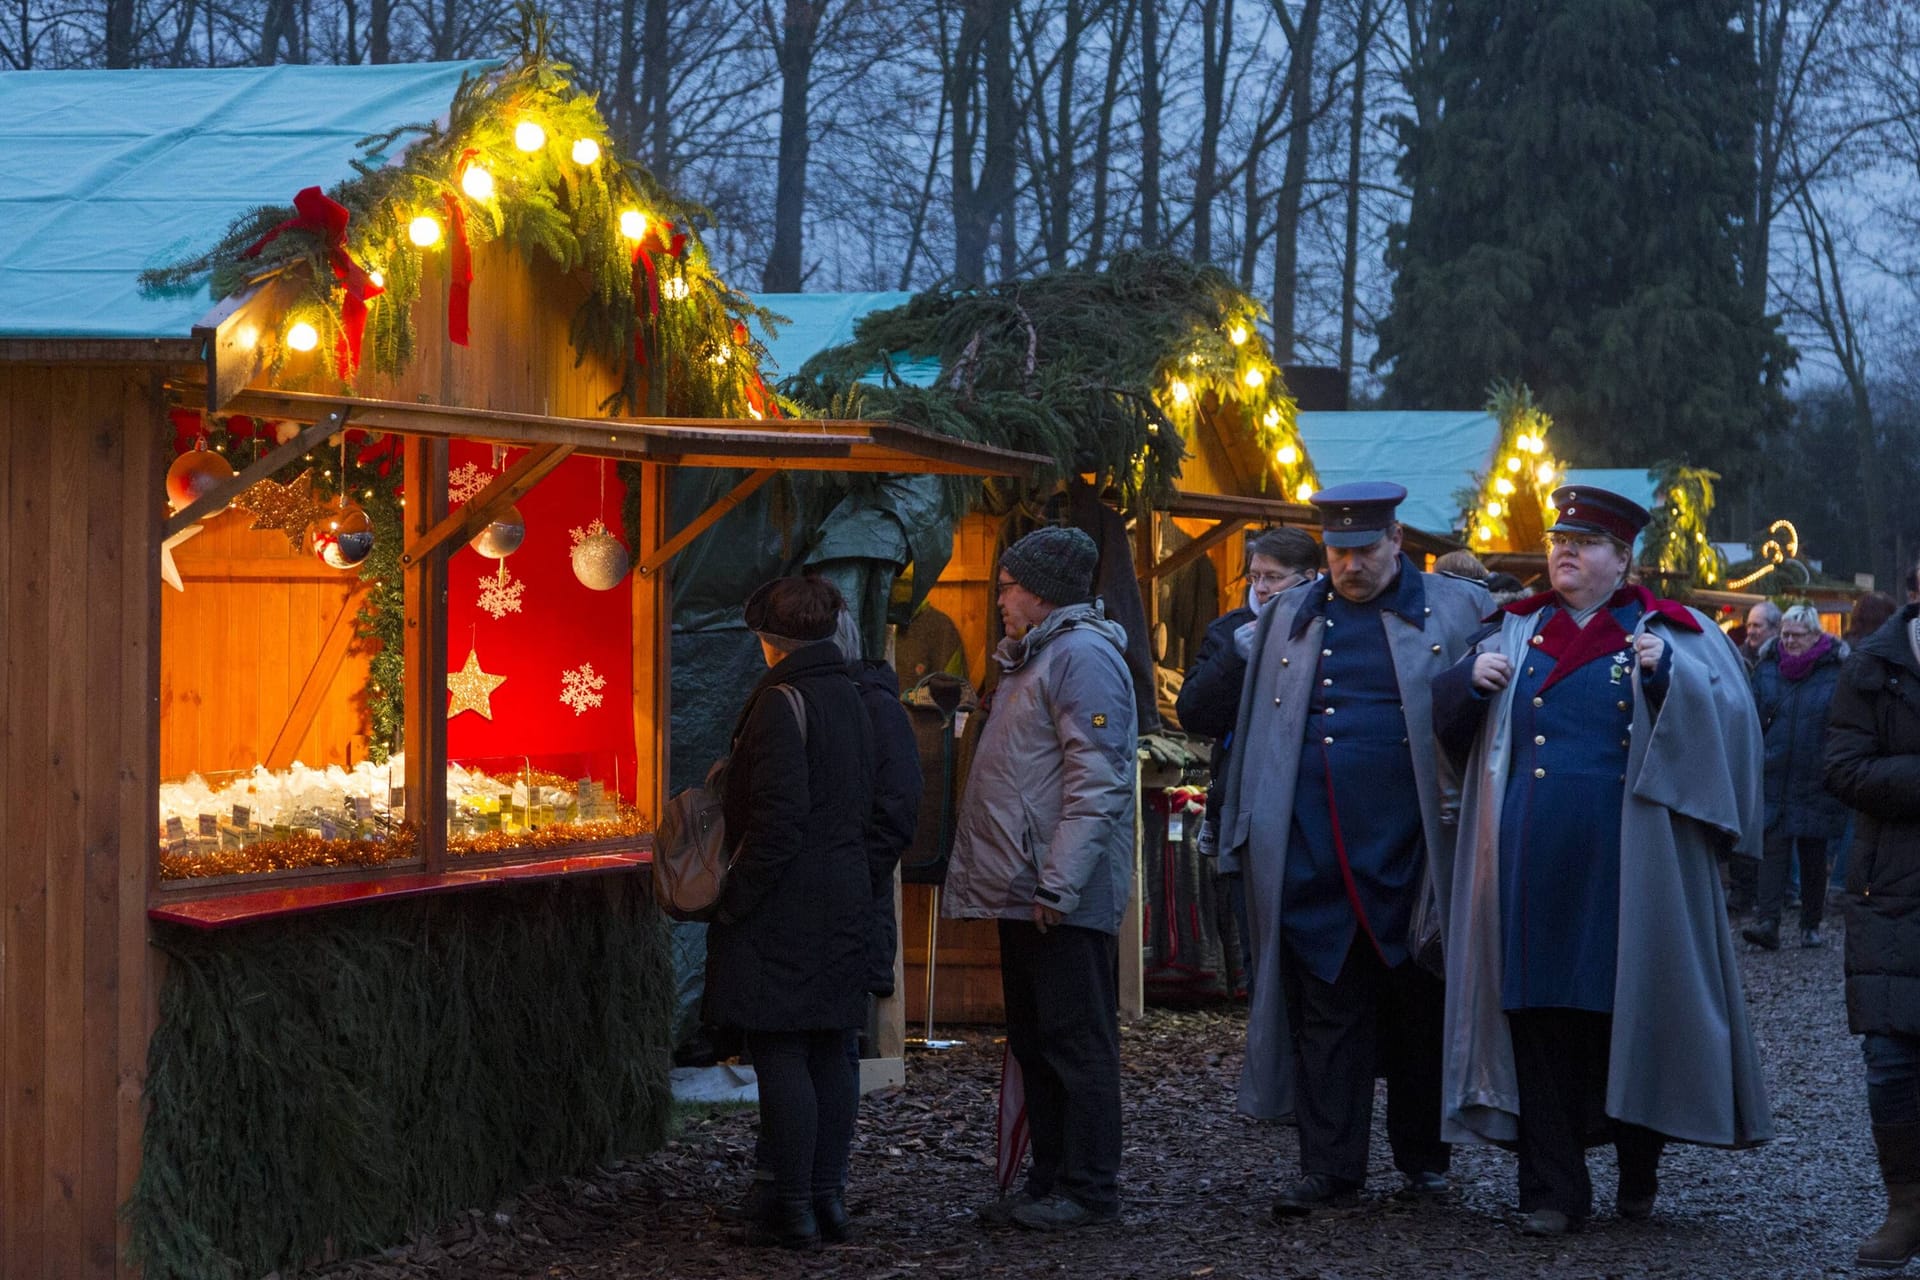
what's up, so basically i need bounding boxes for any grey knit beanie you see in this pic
[1000,526,1098,605]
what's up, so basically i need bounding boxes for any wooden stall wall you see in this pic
[0,363,163,1280]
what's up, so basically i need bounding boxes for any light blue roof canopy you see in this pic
[0,62,491,340]
[1295,410,1501,534]
[749,291,937,386]
[1560,467,1660,517]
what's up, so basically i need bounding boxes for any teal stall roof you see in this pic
[1295,410,1500,534]
[0,62,492,341]
[748,291,937,387]
[1561,467,1659,515]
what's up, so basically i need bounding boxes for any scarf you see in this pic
[1778,632,1834,682]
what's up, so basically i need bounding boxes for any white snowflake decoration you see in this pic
[560,663,607,716]
[448,461,490,504]
[569,517,608,547]
[476,566,525,620]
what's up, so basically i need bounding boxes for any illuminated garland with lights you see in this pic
[1463,380,1561,549]
[141,5,778,418]
[1158,310,1316,503]
[1639,463,1727,589]
[1725,518,1804,592]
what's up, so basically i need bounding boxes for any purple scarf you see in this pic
[1778,632,1834,682]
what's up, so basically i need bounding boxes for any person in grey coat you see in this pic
[944,525,1137,1232]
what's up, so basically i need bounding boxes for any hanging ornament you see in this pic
[158,524,204,593]
[165,438,235,513]
[571,530,630,591]
[469,503,526,559]
[233,468,333,551]
[307,500,375,569]
[447,648,507,720]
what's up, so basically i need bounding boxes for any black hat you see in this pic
[999,526,1098,605]
[1310,481,1408,548]
[1547,485,1650,545]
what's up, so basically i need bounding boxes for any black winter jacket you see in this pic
[1175,606,1254,742]
[1830,605,1920,1035]
[1751,641,1849,839]
[850,659,922,995]
[703,642,874,1032]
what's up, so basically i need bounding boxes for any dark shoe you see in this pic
[1861,1123,1920,1268]
[720,1176,776,1224]
[1616,1190,1656,1220]
[745,1199,819,1249]
[1800,927,1825,948]
[1395,1170,1456,1202]
[1271,1173,1361,1218]
[977,1190,1041,1228]
[1009,1193,1118,1231]
[1741,919,1781,950]
[812,1191,854,1243]
[1520,1208,1582,1236]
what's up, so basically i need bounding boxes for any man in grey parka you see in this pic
[944,525,1137,1232]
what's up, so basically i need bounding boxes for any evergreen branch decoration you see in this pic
[1643,462,1725,588]
[1460,378,1562,549]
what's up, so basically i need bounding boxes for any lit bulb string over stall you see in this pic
[150,384,1048,928]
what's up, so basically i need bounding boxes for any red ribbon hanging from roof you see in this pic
[629,220,689,363]
[442,192,473,347]
[243,186,385,378]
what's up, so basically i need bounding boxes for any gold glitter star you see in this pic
[447,647,507,720]
[233,468,332,551]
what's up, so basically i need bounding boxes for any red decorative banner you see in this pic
[443,192,473,347]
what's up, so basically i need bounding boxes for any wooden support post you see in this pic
[631,462,672,824]
[633,467,775,578]
[1140,518,1242,584]
[1119,756,1145,1021]
[402,436,449,872]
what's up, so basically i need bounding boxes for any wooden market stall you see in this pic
[0,59,1043,1280]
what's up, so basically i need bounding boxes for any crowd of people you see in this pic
[697,486,1920,1266]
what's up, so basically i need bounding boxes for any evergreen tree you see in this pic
[1375,0,1793,479]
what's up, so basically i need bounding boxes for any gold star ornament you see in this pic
[447,647,507,720]
[233,468,333,551]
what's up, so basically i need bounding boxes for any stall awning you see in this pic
[1143,488,1460,582]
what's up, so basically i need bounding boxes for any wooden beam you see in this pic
[162,409,347,540]
[402,436,449,874]
[1141,517,1244,584]
[190,272,306,411]
[634,468,777,578]
[0,338,202,364]
[400,444,573,567]
[265,585,369,770]
[631,463,672,825]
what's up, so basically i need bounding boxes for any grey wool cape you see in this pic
[1214,566,1490,1120]
[1440,606,1774,1148]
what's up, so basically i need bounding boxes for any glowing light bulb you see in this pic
[1505,455,1523,474]
[1244,366,1265,389]
[1168,379,1191,405]
[514,120,546,151]
[1475,525,1494,543]
[1536,462,1555,485]
[1295,481,1315,503]
[619,208,647,241]
[367,268,385,289]
[571,137,601,165]
[1228,324,1249,346]
[1495,477,1516,497]
[1276,443,1299,466]
[1485,500,1504,519]
[408,215,442,247]
[286,321,319,352]
[662,275,689,301]
[461,165,495,200]
[1262,407,1281,429]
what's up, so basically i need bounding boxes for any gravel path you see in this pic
[319,922,1885,1279]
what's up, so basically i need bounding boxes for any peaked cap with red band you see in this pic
[1547,484,1650,546]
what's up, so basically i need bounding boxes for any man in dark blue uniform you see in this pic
[1211,483,1492,1217]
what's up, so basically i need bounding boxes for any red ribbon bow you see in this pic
[244,186,384,378]
[630,220,689,362]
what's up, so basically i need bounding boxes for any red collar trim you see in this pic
[1487,583,1702,633]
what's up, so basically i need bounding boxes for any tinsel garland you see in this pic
[125,877,672,1280]
[155,814,653,880]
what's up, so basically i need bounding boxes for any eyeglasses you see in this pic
[1545,532,1611,552]
[1249,571,1302,588]
[995,578,1021,597]
[1780,628,1817,641]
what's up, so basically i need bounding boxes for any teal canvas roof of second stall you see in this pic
[0,62,493,341]
[749,291,937,387]
[1560,468,1660,516]
[1294,410,1501,534]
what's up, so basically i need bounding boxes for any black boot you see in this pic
[746,1198,819,1249]
[1741,917,1780,951]
[1860,1123,1920,1269]
[720,1175,775,1224]
[813,1190,854,1242]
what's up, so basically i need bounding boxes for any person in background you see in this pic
[1827,590,1920,1268]
[1177,526,1323,987]
[944,526,1137,1232]
[1214,483,1490,1217]
[1745,600,1783,670]
[1727,598,1786,916]
[1742,604,1848,950]
[1434,549,1491,583]
[703,576,875,1249]
[1827,595,1898,897]
[1432,484,1771,1237]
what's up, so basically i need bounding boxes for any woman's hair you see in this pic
[744,575,844,647]
[1848,592,1897,641]
[1781,603,1822,634]
[1433,549,1489,580]
[1247,526,1322,576]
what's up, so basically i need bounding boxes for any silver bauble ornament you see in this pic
[307,501,375,569]
[469,503,526,559]
[571,530,631,590]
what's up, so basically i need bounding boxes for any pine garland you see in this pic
[1456,379,1561,548]
[124,877,672,1280]
[1644,462,1726,588]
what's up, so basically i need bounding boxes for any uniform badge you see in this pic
[1092,713,1108,728]
[1609,649,1631,685]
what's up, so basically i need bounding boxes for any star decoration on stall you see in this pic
[447,647,507,720]
[158,523,204,593]
[233,468,333,551]
[559,662,606,715]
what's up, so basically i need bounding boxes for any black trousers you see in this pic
[1281,936,1449,1186]
[1756,833,1828,930]
[745,1028,859,1203]
[998,920,1123,1212]
[1507,1008,1665,1220]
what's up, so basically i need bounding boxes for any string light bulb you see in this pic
[1295,481,1315,503]
[1228,324,1249,346]
[1276,443,1299,466]
[571,138,601,165]
[1475,525,1494,543]
[618,208,647,241]
[514,120,546,151]
[1536,462,1555,485]
[1168,379,1192,406]
[461,165,495,200]
[285,321,319,352]
[1244,367,1265,389]
[408,215,442,247]
[367,268,385,288]
[1262,407,1281,429]
[1505,456,1523,474]
[1486,500,1504,519]
[1495,477,1516,496]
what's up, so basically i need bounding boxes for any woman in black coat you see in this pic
[1826,601,1920,1268]
[703,576,874,1248]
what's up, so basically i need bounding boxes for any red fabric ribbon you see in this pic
[629,221,690,361]
[243,186,383,377]
[443,192,473,347]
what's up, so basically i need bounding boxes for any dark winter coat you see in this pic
[1751,640,1850,840]
[1175,605,1254,742]
[850,658,922,995]
[703,641,875,1033]
[1830,605,1920,1036]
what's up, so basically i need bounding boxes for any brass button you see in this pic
[1281,657,1290,666]
[1322,677,1333,687]
[1527,667,1535,676]
[1431,644,1442,653]
[1532,696,1544,707]
[1531,635,1544,646]
[1424,606,1432,615]
[1617,700,1629,711]
[1534,735,1545,746]
[1621,739,1630,748]
[1534,767,1546,779]
[1323,736,1334,745]
[1274,696,1282,706]
[1324,707,1335,716]
[1323,648,1333,657]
